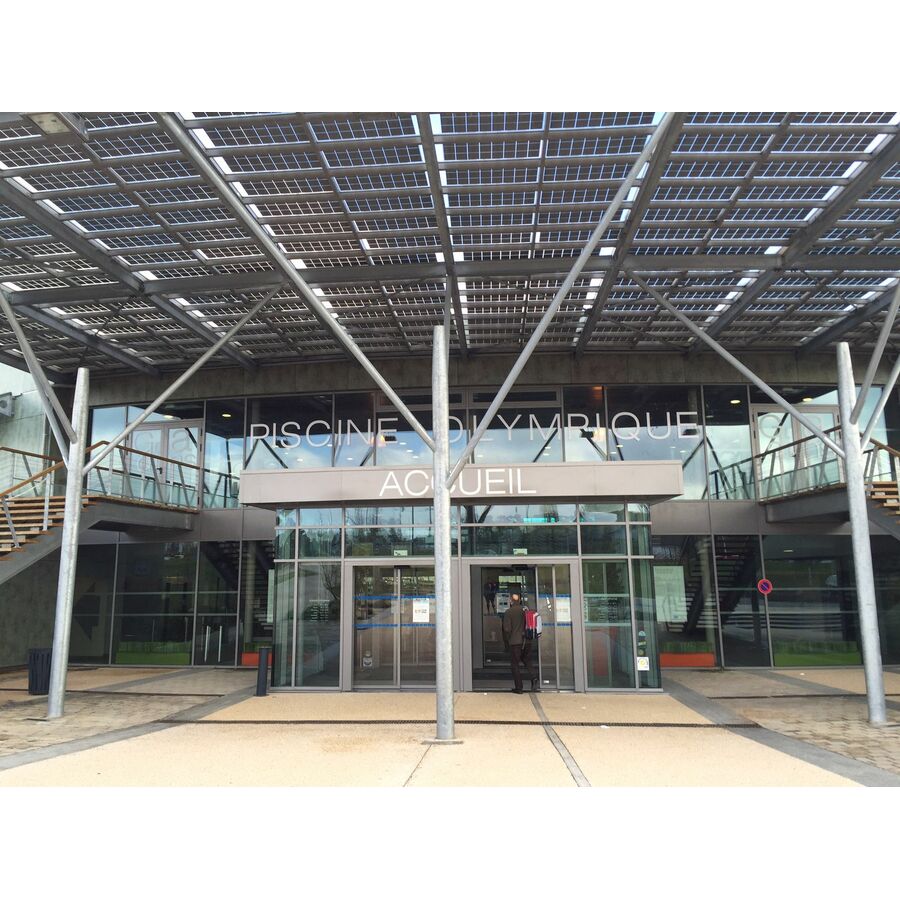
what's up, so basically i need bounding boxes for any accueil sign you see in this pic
[249,410,702,448]
[379,467,538,499]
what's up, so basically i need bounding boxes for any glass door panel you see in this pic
[353,566,397,686]
[165,425,201,506]
[582,560,635,688]
[131,426,165,502]
[399,567,436,685]
[537,565,576,691]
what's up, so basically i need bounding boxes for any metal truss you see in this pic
[1,111,899,376]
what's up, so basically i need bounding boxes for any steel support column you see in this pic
[429,324,457,744]
[46,366,89,720]
[836,342,887,726]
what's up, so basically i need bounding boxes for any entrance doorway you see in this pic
[130,419,203,506]
[352,565,436,688]
[470,564,575,691]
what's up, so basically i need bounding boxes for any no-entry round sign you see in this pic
[757,578,773,595]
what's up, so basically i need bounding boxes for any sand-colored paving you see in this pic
[770,668,900,695]
[0,667,164,692]
[203,691,439,722]
[408,723,573,787]
[537,692,709,724]
[112,669,255,695]
[0,722,436,787]
[555,726,857,787]
[455,691,541,722]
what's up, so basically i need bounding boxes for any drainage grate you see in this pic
[159,718,761,728]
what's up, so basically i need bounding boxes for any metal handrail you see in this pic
[709,424,900,503]
[0,446,59,462]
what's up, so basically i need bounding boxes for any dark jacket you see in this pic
[503,602,526,646]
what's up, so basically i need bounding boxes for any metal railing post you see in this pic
[42,475,51,531]
[837,343,887,726]
[47,367,90,720]
[1,496,20,548]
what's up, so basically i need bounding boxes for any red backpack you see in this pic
[524,608,543,641]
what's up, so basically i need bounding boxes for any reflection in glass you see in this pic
[70,545,116,664]
[632,559,661,688]
[652,535,719,667]
[471,405,563,464]
[704,386,753,500]
[353,566,396,685]
[607,386,707,499]
[245,395,334,471]
[563,386,607,462]
[272,562,295,686]
[399,567,436,684]
[238,540,275,668]
[296,563,341,687]
[463,526,578,556]
[334,393,375,467]
[763,534,861,666]
[715,534,769,666]
[204,399,245,507]
[582,560,634,688]
[580,525,627,555]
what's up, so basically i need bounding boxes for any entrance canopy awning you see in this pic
[1,111,899,377]
[239,460,684,508]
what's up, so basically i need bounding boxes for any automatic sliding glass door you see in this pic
[353,565,435,688]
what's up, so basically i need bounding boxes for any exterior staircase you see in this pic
[865,480,900,540]
[0,495,90,556]
[0,442,208,585]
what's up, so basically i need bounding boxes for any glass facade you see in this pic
[69,379,900,683]
[90,380,896,510]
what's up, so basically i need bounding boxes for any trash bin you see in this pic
[27,647,52,695]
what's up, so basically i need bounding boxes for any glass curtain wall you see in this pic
[763,534,861,666]
[715,534,769,666]
[581,503,656,689]
[651,535,719,667]
[606,386,707,499]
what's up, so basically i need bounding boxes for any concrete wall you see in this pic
[0,549,58,668]
[86,350,888,406]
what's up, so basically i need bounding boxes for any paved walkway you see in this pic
[0,666,897,787]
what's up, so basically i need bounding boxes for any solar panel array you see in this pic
[0,111,898,375]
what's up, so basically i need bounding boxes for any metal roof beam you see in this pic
[0,175,258,371]
[801,278,900,352]
[698,132,900,346]
[11,302,160,375]
[417,113,468,356]
[575,113,686,356]
[156,112,434,453]
[7,254,898,308]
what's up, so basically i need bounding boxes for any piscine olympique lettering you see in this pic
[249,409,702,449]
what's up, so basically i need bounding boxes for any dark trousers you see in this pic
[509,642,535,691]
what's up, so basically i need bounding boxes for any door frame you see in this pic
[749,403,842,491]
[341,558,461,691]
[130,418,205,507]
[460,557,586,693]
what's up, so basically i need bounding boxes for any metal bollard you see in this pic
[256,647,271,697]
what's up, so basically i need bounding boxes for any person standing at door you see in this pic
[502,592,537,694]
